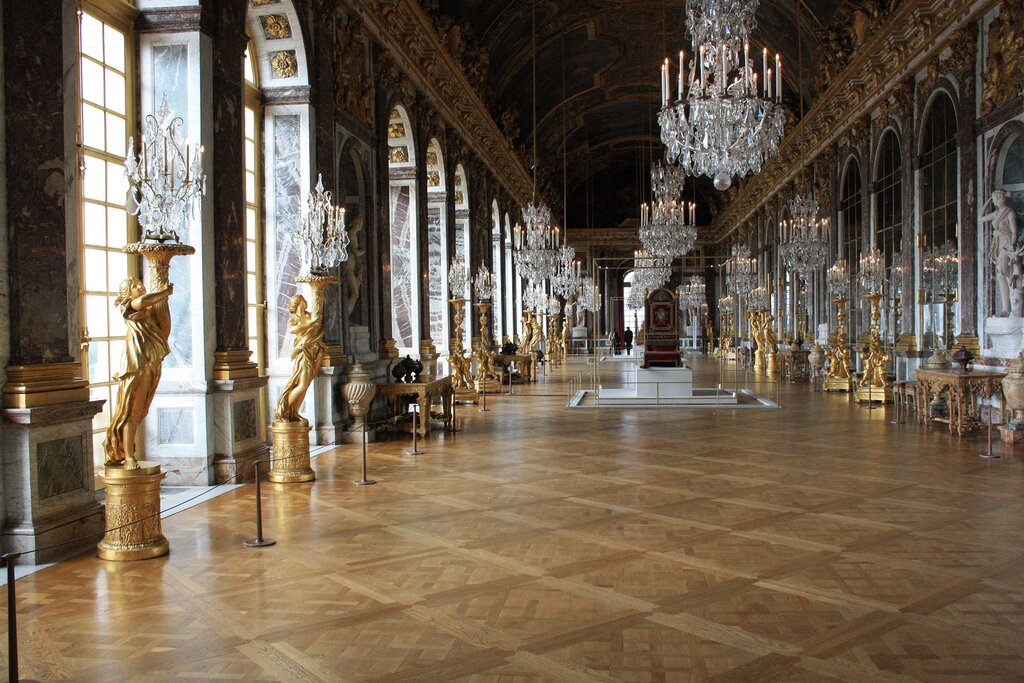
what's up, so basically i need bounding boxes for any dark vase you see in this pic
[408,357,424,382]
[391,357,408,382]
[952,344,974,372]
[401,355,417,383]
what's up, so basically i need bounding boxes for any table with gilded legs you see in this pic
[914,368,1005,436]
[375,376,453,436]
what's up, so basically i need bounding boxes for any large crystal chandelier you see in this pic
[780,196,829,280]
[858,249,885,296]
[579,279,602,313]
[633,249,672,292]
[514,205,559,284]
[678,275,706,310]
[297,173,349,275]
[658,0,785,190]
[125,93,206,244]
[641,162,698,259]
[550,244,582,298]
[726,244,756,295]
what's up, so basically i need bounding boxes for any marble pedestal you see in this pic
[1,400,105,564]
[314,365,347,445]
[636,368,694,398]
[984,316,1024,358]
[211,376,269,484]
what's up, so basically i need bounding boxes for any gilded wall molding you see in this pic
[712,0,1001,242]
[347,0,534,209]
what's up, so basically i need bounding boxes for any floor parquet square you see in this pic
[568,512,719,551]
[666,532,830,578]
[565,553,734,606]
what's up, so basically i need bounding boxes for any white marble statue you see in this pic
[983,189,1022,317]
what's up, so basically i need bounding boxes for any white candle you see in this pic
[700,46,705,88]
[678,50,684,100]
[743,41,749,93]
[766,67,772,100]
[762,48,768,97]
[776,53,781,102]
[720,44,727,87]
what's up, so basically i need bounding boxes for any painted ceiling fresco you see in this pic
[426,0,868,227]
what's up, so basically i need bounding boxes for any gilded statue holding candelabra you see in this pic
[473,265,502,393]
[749,310,765,374]
[762,311,779,377]
[274,292,325,423]
[448,259,479,402]
[824,259,854,392]
[855,250,893,404]
[98,94,202,561]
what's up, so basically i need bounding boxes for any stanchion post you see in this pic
[980,405,1001,459]
[480,382,489,412]
[507,364,514,395]
[5,552,20,683]
[244,461,276,548]
[406,403,424,455]
[355,420,378,484]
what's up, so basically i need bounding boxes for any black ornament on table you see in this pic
[391,357,409,382]
[952,344,974,372]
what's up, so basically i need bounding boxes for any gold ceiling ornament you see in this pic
[333,13,373,129]
[389,146,410,164]
[426,149,438,166]
[260,14,292,40]
[270,50,298,78]
[981,2,1024,116]
[251,0,280,6]
[879,78,914,122]
[388,122,406,138]
[945,23,976,74]
[427,171,441,187]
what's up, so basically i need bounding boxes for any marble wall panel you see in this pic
[232,398,258,443]
[272,114,303,360]
[427,205,445,342]
[36,436,86,500]
[390,185,414,347]
[152,44,193,368]
[157,407,195,445]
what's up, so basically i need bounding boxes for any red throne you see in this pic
[642,287,682,368]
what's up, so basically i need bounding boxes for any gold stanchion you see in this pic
[244,460,275,548]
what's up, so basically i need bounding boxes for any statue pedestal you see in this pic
[97,462,169,561]
[984,316,1024,358]
[475,378,502,394]
[855,385,893,404]
[824,376,853,392]
[454,386,480,404]
[269,420,315,483]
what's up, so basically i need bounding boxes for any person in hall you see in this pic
[624,326,634,354]
[103,278,174,469]
[608,328,619,355]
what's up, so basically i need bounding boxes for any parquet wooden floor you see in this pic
[5,356,1024,681]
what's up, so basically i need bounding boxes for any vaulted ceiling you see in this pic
[427,0,868,230]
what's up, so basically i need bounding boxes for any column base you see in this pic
[97,461,169,562]
[269,420,315,483]
[213,443,270,484]
[855,385,893,404]
[824,376,854,392]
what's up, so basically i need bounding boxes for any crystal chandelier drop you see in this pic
[474,264,494,301]
[448,257,469,299]
[297,173,350,275]
[779,196,829,280]
[726,244,757,295]
[125,93,206,244]
[677,275,706,310]
[658,0,785,190]
[719,294,736,314]
[523,282,548,311]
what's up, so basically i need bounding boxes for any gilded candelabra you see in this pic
[449,259,479,402]
[99,93,202,561]
[856,290,893,404]
[270,174,348,483]
[824,260,853,392]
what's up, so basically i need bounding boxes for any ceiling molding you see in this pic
[346,0,535,209]
[709,0,999,243]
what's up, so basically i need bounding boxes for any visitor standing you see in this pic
[624,327,634,354]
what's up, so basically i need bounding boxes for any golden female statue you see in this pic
[274,293,325,423]
[104,278,174,469]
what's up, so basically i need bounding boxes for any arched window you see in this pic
[491,200,503,342]
[840,157,863,339]
[920,92,959,348]
[425,138,448,350]
[78,4,135,468]
[453,164,471,348]
[875,129,903,343]
[388,106,419,354]
[504,214,515,338]
[243,46,265,372]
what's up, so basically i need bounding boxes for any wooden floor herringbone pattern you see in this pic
[4,356,1024,681]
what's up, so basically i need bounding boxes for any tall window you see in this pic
[920,92,959,347]
[79,8,133,467]
[244,47,265,371]
[840,158,863,339]
[875,130,903,342]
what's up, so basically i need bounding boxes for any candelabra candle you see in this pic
[827,258,850,298]
[297,173,349,275]
[448,257,468,298]
[474,264,494,302]
[125,93,206,244]
[858,249,885,295]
